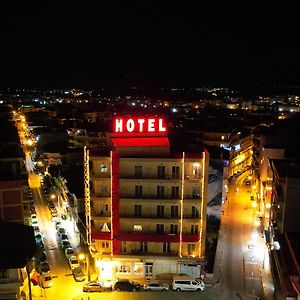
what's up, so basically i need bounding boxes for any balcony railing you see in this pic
[119,174,201,180]
[91,231,199,242]
[120,213,200,219]
[120,194,201,200]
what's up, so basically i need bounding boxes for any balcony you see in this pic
[91,210,111,219]
[120,193,201,201]
[119,174,201,181]
[120,174,181,180]
[90,171,111,180]
[120,213,200,220]
[91,231,199,242]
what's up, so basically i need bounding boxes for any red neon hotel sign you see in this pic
[114,117,167,134]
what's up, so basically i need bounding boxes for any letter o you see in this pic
[126,119,135,132]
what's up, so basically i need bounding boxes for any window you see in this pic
[158,166,166,179]
[192,206,199,218]
[192,186,200,199]
[191,224,198,234]
[101,242,109,248]
[134,205,142,217]
[145,263,153,277]
[134,165,142,177]
[193,164,200,177]
[171,205,179,218]
[118,263,130,273]
[101,164,108,172]
[101,185,108,194]
[157,186,165,198]
[121,242,126,253]
[100,204,108,213]
[156,224,164,234]
[135,185,143,197]
[133,225,142,231]
[140,242,148,252]
[172,166,180,179]
[157,205,164,217]
[0,269,8,279]
[163,242,171,253]
[188,243,195,255]
[171,186,180,198]
[170,224,178,234]
[134,262,143,275]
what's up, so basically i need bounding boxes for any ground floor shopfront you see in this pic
[93,255,206,283]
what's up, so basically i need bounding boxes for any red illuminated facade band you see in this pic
[114,117,167,134]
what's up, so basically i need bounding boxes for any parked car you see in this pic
[144,281,169,291]
[60,233,68,241]
[65,247,76,260]
[83,281,106,292]
[72,266,85,282]
[37,261,50,274]
[57,227,65,236]
[172,275,205,291]
[41,273,53,288]
[35,250,47,263]
[68,255,80,270]
[61,240,71,249]
[114,279,140,291]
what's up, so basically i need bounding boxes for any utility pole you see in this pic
[25,259,32,300]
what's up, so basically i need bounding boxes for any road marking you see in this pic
[245,277,260,280]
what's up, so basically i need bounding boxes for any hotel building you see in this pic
[85,117,209,281]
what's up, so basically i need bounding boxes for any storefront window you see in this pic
[134,262,143,275]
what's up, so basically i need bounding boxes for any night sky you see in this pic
[0,3,299,91]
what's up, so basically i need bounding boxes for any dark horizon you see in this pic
[1,4,300,94]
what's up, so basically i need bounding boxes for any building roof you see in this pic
[0,223,36,268]
[271,159,300,178]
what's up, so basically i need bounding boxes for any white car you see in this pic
[144,281,169,291]
[68,255,80,270]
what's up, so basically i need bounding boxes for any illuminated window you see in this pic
[188,244,195,255]
[133,225,142,231]
[118,263,131,273]
[101,164,107,172]
[134,262,144,275]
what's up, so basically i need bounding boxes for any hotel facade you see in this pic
[84,117,209,281]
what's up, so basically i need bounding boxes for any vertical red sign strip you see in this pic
[111,150,120,255]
